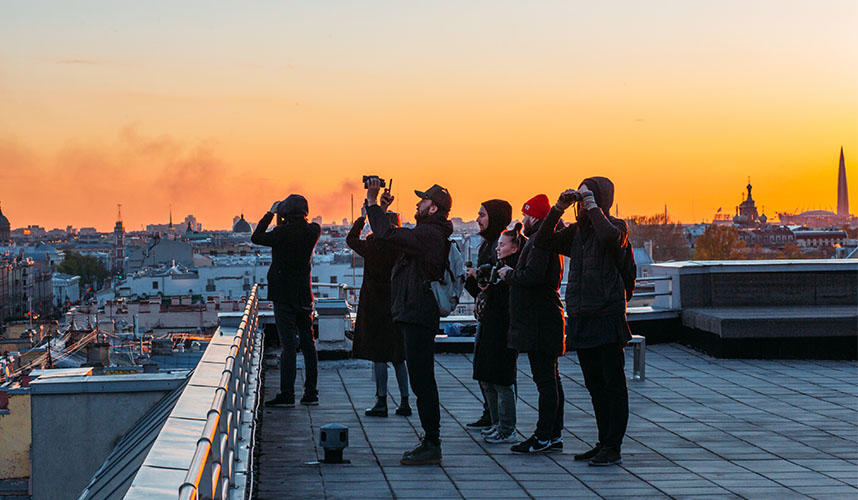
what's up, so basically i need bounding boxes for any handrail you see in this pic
[178,285,259,500]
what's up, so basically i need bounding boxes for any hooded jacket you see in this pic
[473,249,520,386]
[366,204,454,327]
[465,199,512,299]
[506,219,565,355]
[532,177,631,346]
[251,212,321,307]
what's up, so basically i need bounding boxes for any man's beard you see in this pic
[415,205,432,220]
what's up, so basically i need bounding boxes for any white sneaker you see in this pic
[485,430,517,444]
[480,425,497,437]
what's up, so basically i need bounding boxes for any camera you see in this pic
[559,190,583,205]
[476,263,500,287]
[363,175,386,189]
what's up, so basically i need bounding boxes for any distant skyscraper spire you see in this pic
[837,147,849,216]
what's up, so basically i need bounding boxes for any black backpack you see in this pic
[613,243,637,302]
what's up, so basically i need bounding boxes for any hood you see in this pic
[480,199,512,240]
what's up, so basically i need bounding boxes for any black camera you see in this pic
[559,190,583,205]
[476,263,500,287]
[363,175,386,189]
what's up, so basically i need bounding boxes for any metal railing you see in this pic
[178,285,260,500]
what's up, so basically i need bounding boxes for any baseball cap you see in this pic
[414,184,452,212]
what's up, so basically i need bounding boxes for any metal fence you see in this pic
[178,285,260,500]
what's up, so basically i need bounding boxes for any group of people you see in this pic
[253,175,633,468]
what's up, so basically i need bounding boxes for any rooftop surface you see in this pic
[256,345,857,499]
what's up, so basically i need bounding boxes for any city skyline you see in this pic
[1,1,857,231]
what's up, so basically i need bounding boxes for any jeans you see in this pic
[576,343,629,451]
[274,302,317,399]
[400,322,441,442]
[374,361,409,400]
[479,381,516,435]
[527,351,564,441]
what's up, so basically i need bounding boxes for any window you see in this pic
[311,276,319,283]
[330,276,338,284]
[152,281,159,290]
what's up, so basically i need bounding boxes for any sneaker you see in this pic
[548,436,563,452]
[480,425,497,437]
[510,435,550,454]
[300,393,319,406]
[484,430,517,444]
[395,403,412,416]
[588,447,622,466]
[365,397,388,417]
[466,414,493,429]
[401,438,442,465]
[265,393,295,407]
[574,443,602,461]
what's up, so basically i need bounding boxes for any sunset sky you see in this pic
[2,1,856,231]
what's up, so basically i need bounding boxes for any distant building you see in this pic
[53,273,81,307]
[0,203,10,242]
[779,148,856,228]
[113,206,126,275]
[732,182,767,227]
[792,229,848,249]
[125,237,194,274]
[232,214,252,233]
[0,256,52,323]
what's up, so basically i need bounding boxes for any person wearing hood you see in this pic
[464,199,512,430]
[365,179,453,466]
[347,199,412,418]
[252,194,321,407]
[498,194,566,454]
[533,177,632,466]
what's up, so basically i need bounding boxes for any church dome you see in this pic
[0,204,9,230]
[233,214,252,233]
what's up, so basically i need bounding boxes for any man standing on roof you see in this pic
[365,178,453,466]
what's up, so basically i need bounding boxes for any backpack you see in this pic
[613,243,637,302]
[430,239,467,316]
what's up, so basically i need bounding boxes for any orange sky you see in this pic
[1,2,856,231]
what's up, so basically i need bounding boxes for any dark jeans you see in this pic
[400,322,441,442]
[274,302,318,399]
[527,350,564,441]
[576,343,629,452]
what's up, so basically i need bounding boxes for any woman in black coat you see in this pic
[347,205,411,417]
[472,224,523,444]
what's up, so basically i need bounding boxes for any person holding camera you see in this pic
[347,198,411,418]
[472,223,523,443]
[497,194,566,454]
[532,177,632,466]
[364,177,453,466]
[252,194,321,407]
[464,200,512,430]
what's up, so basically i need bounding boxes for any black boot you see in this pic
[365,396,388,417]
[395,398,412,416]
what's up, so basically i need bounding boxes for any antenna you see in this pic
[117,203,123,221]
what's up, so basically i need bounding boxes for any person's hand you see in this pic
[366,178,382,205]
[360,203,367,219]
[379,190,395,210]
[466,267,477,280]
[578,184,592,197]
[555,189,579,211]
[269,200,281,214]
[498,266,513,280]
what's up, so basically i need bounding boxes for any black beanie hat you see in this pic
[278,194,309,218]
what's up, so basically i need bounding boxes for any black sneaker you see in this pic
[574,443,601,461]
[510,435,550,454]
[265,393,295,407]
[548,436,563,452]
[395,403,412,417]
[589,447,622,466]
[365,397,388,417]
[300,393,319,406]
[466,414,493,429]
[401,438,442,465]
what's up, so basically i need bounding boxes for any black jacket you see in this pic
[506,220,565,356]
[473,251,519,386]
[533,177,632,347]
[366,204,453,327]
[465,199,511,299]
[346,217,404,363]
[251,212,320,307]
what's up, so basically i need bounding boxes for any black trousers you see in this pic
[274,302,317,398]
[400,322,441,442]
[527,350,564,441]
[576,343,628,452]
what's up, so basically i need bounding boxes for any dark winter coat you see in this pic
[366,204,453,328]
[346,217,404,363]
[533,177,632,349]
[251,212,320,307]
[506,220,566,356]
[473,251,520,386]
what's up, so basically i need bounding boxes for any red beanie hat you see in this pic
[522,194,550,219]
